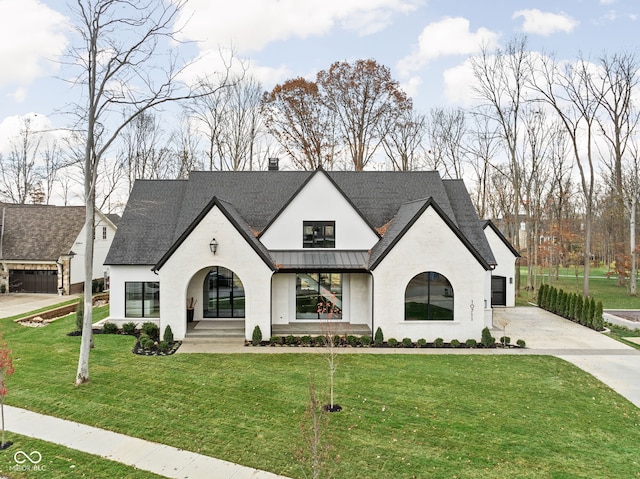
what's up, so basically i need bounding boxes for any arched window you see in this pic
[203,267,245,318]
[405,271,453,321]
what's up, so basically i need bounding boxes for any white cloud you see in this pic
[0,113,57,155]
[600,0,616,5]
[9,88,27,103]
[174,0,421,54]
[396,17,499,77]
[442,59,477,106]
[513,9,579,36]
[0,0,69,88]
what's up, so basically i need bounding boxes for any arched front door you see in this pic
[202,266,245,318]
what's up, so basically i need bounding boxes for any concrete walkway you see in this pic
[4,406,289,479]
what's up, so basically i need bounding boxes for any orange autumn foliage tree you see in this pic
[0,333,14,449]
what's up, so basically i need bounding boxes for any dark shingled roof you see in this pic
[0,203,86,261]
[105,169,496,270]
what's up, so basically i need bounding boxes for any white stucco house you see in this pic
[104,168,518,341]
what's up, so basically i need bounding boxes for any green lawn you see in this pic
[1,305,640,478]
[0,433,165,478]
[518,267,640,309]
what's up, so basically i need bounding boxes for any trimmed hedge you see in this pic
[537,284,604,332]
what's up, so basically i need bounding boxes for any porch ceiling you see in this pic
[271,250,370,271]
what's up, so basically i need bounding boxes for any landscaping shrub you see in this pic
[589,298,597,328]
[387,338,398,348]
[581,297,591,326]
[346,335,358,347]
[465,339,477,348]
[158,341,169,352]
[481,327,495,348]
[140,336,155,350]
[163,325,174,343]
[450,339,460,348]
[593,301,604,331]
[416,338,427,348]
[400,337,412,348]
[537,284,545,306]
[251,325,262,346]
[122,322,137,335]
[141,322,159,340]
[269,335,283,345]
[314,336,327,346]
[374,327,384,346]
[549,287,558,313]
[434,337,444,348]
[516,339,526,348]
[574,295,583,322]
[500,336,511,346]
[300,335,312,345]
[102,322,118,334]
[332,335,342,346]
[360,335,372,346]
[285,335,298,345]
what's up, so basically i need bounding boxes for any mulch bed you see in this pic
[131,340,182,356]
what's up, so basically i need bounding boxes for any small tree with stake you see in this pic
[0,333,14,449]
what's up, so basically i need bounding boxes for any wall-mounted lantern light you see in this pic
[210,238,218,254]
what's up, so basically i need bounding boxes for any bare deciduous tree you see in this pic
[66,0,231,385]
[426,107,468,178]
[0,117,42,204]
[529,54,602,296]
[380,106,428,171]
[262,77,337,170]
[317,59,411,170]
[471,37,532,293]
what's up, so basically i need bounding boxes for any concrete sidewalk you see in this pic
[4,406,290,479]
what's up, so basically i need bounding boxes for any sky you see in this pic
[0,0,638,176]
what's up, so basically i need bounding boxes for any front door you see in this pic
[491,275,506,306]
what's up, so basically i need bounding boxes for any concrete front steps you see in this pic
[186,320,245,338]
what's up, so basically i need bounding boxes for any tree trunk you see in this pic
[630,197,637,296]
[76,202,94,385]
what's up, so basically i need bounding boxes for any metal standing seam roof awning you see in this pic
[270,250,370,271]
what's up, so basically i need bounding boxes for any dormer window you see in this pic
[303,221,335,248]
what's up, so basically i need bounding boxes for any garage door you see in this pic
[9,270,58,294]
[491,275,506,306]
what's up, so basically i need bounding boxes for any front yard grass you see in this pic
[1,305,640,478]
[0,433,165,478]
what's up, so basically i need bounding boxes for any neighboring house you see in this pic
[105,168,518,341]
[0,204,118,294]
[483,220,520,307]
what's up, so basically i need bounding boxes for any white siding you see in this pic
[260,172,378,250]
[372,207,490,342]
[108,265,159,326]
[70,213,117,286]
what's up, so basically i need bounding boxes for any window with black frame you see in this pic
[125,282,160,318]
[296,272,342,319]
[404,272,454,320]
[303,221,335,248]
[203,266,245,318]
